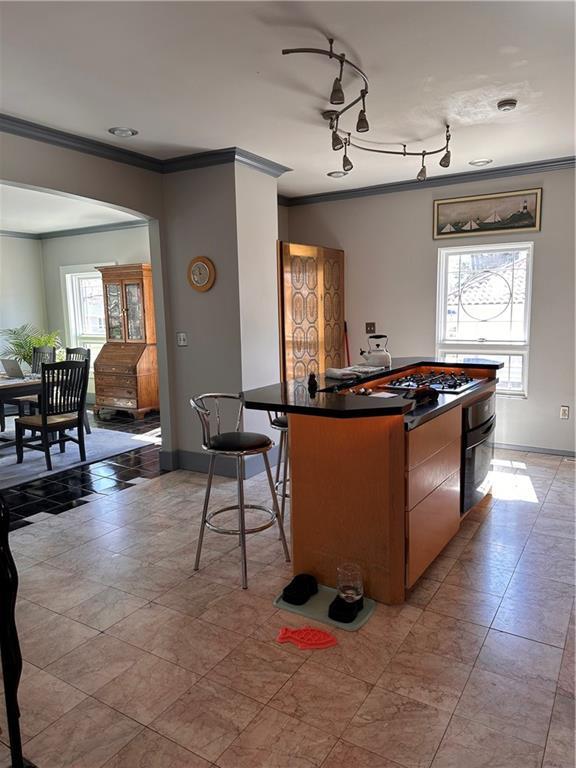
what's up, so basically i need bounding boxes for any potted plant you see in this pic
[0,324,62,367]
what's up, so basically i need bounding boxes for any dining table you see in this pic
[0,375,42,451]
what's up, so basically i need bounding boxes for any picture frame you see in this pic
[433,188,542,240]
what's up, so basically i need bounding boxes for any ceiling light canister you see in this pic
[497,98,518,112]
[108,127,138,138]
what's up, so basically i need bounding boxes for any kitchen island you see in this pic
[243,357,503,604]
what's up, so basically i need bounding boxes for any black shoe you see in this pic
[282,573,318,605]
[328,595,364,624]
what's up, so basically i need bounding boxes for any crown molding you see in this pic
[0,229,41,240]
[0,220,148,240]
[162,147,290,177]
[278,155,576,206]
[0,113,291,178]
[0,113,163,171]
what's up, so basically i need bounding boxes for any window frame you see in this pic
[60,262,115,369]
[436,241,534,397]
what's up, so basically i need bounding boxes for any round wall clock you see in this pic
[187,256,216,292]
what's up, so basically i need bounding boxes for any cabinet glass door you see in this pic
[124,282,145,341]
[105,283,124,340]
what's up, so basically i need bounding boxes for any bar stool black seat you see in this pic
[191,393,290,589]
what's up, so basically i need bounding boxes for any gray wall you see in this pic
[0,235,47,329]
[235,163,281,435]
[42,226,151,340]
[161,163,242,460]
[285,168,575,453]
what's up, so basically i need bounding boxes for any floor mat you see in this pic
[274,584,376,631]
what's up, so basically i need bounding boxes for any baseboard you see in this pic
[495,442,575,458]
[159,445,280,478]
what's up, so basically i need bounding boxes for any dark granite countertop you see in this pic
[242,356,503,428]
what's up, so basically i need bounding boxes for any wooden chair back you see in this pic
[65,347,91,366]
[31,346,56,374]
[40,361,88,423]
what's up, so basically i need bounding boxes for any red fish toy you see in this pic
[276,626,338,650]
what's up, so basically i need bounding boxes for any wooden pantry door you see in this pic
[278,242,345,381]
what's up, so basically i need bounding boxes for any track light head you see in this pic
[356,109,369,133]
[330,77,345,105]
[439,150,451,168]
[416,154,427,182]
[343,153,353,172]
[332,131,344,151]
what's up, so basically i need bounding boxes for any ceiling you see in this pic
[0,2,574,196]
[0,184,144,234]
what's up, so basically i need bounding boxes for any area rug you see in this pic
[0,426,159,490]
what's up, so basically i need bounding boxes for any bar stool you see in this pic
[190,393,290,589]
[268,412,290,526]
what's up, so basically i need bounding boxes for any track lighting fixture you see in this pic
[356,89,369,133]
[343,138,353,172]
[356,110,369,132]
[282,38,454,179]
[332,126,344,151]
[416,153,427,182]
[439,150,451,168]
[330,58,345,104]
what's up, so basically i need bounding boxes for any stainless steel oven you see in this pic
[461,393,496,515]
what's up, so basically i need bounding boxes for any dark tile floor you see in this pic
[1,408,163,531]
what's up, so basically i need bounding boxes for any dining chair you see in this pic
[5,346,56,418]
[15,360,89,471]
[65,347,92,434]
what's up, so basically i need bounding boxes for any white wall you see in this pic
[286,168,575,453]
[41,225,151,339]
[0,235,46,329]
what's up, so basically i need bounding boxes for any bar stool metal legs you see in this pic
[193,451,290,589]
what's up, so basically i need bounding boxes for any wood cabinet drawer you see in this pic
[406,470,461,588]
[95,375,136,389]
[407,407,461,470]
[407,439,461,510]
[96,395,138,409]
[95,365,134,375]
[96,385,137,399]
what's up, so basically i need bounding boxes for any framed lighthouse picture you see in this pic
[433,188,542,239]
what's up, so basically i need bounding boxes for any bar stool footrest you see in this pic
[274,478,290,498]
[206,504,277,535]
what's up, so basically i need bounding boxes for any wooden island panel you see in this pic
[289,412,406,604]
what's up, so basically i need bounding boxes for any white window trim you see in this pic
[436,242,533,397]
[59,262,115,349]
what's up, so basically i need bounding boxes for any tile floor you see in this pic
[0,409,162,529]
[0,449,574,768]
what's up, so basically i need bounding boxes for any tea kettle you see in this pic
[360,334,392,367]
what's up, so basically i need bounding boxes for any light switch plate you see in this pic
[560,405,570,420]
[176,332,188,347]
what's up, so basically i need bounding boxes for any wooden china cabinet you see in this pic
[94,264,159,419]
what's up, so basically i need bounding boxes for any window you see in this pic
[436,242,533,395]
[64,270,107,365]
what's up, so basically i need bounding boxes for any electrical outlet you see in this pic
[365,322,376,334]
[560,405,570,420]
[176,332,188,347]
